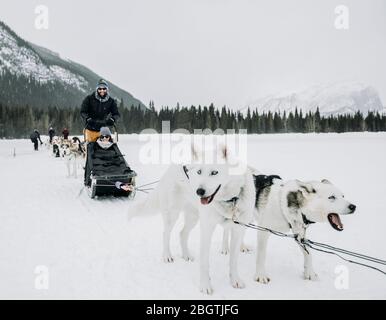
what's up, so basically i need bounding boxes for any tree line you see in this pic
[0,102,385,138]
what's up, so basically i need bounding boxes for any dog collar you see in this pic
[224,196,239,205]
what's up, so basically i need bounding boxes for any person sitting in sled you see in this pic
[88,127,134,192]
[80,79,120,143]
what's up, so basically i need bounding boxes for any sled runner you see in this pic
[84,142,136,199]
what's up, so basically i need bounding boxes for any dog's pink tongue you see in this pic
[331,214,343,230]
[200,197,209,205]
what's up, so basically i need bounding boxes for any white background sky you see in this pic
[1,0,385,109]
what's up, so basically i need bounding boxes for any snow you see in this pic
[0,25,88,91]
[49,65,87,92]
[0,133,385,299]
[246,82,384,116]
[0,26,52,82]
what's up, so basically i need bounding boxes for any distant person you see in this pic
[30,129,43,151]
[62,127,69,140]
[80,79,120,142]
[48,126,55,143]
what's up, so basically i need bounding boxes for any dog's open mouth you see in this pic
[327,213,344,231]
[200,185,221,205]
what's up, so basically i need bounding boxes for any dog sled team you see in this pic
[131,142,357,295]
[32,79,136,197]
[29,78,357,294]
[48,135,86,178]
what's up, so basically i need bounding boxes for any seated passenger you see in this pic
[84,127,133,192]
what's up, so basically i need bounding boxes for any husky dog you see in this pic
[254,177,356,283]
[62,137,86,178]
[51,136,61,157]
[131,146,255,294]
[185,146,255,294]
[132,164,199,260]
[60,140,71,158]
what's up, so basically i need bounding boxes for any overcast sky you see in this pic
[1,0,385,109]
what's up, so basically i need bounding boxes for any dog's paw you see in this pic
[304,270,318,281]
[240,243,253,253]
[231,276,245,289]
[163,254,174,263]
[254,273,271,284]
[182,254,194,262]
[200,282,213,295]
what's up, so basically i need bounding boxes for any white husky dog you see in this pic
[62,137,85,178]
[254,178,356,283]
[131,145,256,294]
[186,146,255,294]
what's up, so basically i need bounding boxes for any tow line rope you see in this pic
[80,173,386,276]
[135,180,159,193]
[86,179,160,194]
[233,220,386,276]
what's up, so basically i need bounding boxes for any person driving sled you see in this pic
[80,79,120,142]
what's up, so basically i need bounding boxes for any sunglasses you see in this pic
[100,135,111,140]
[97,87,107,91]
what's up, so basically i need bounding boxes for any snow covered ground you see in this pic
[0,133,385,299]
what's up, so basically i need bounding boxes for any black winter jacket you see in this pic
[30,131,42,143]
[80,92,120,131]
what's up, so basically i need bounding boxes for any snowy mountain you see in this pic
[247,82,385,116]
[0,20,145,110]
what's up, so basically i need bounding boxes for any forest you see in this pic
[1,101,385,138]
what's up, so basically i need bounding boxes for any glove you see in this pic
[95,119,107,126]
[106,117,115,126]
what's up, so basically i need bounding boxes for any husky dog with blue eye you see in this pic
[184,145,256,294]
[254,178,356,283]
[131,145,256,295]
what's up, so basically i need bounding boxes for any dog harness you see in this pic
[254,174,282,207]
[224,196,239,205]
[302,213,315,225]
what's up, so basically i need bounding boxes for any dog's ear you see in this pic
[321,179,332,184]
[296,180,316,194]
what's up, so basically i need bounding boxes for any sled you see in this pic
[84,141,137,199]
